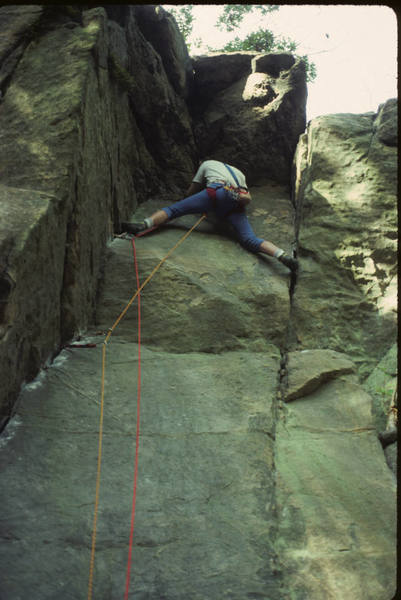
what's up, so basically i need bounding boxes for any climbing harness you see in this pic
[206,163,250,215]
[223,163,251,207]
[87,213,207,600]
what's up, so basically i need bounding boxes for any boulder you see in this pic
[374,97,397,146]
[292,100,397,379]
[0,340,281,599]
[191,51,254,105]
[121,7,197,185]
[192,52,307,184]
[0,185,64,427]
[285,349,356,401]
[252,52,295,77]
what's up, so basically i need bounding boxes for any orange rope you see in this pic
[87,343,106,600]
[87,213,206,599]
[104,214,207,345]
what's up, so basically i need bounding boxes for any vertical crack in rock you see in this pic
[268,191,300,587]
[277,188,301,404]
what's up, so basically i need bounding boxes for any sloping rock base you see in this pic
[0,186,396,599]
[0,343,280,599]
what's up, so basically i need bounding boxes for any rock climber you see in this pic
[120,159,298,272]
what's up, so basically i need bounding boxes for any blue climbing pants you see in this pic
[162,184,264,253]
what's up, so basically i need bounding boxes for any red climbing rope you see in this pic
[87,213,207,600]
[124,237,142,600]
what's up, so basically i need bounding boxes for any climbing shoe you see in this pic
[279,254,299,273]
[120,221,147,235]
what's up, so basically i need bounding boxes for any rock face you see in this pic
[0,5,197,424]
[0,6,308,423]
[192,51,307,184]
[95,188,293,354]
[1,181,396,599]
[275,374,395,600]
[292,101,397,379]
[285,349,356,401]
[0,5,397,600]
[134,4,194,99]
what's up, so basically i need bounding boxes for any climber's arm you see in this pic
[186,181,203,196]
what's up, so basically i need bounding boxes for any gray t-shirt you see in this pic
[192,160,248,189]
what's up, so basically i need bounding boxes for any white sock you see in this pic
[274,248,285,259]
[144,217,154,228]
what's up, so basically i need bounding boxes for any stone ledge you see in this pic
[285,348,356,402]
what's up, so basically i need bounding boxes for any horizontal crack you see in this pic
[285,425,376,434]
[12,426,275,438]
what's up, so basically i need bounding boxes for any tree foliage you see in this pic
[165,4,317,82]
[217,28,316,82]
[221,28,296,54]
[167,4,194,41]
[216,4,279,32]
[298,55,317,82]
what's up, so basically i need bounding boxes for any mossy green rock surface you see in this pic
[0,5,397,600]
[0,182,396,599]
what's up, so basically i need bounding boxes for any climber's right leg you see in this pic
[227,212,299,272]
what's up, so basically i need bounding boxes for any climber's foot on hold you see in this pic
[120,221,147,235]
[279,254,299,273]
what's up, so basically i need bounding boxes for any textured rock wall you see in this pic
[290,97,398,483]
[0,6,308,421]
[0,181,396,599]
[191,51,307,184]
[292,99,397,379]
[0,4,397,599]
[0,5,196,423]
